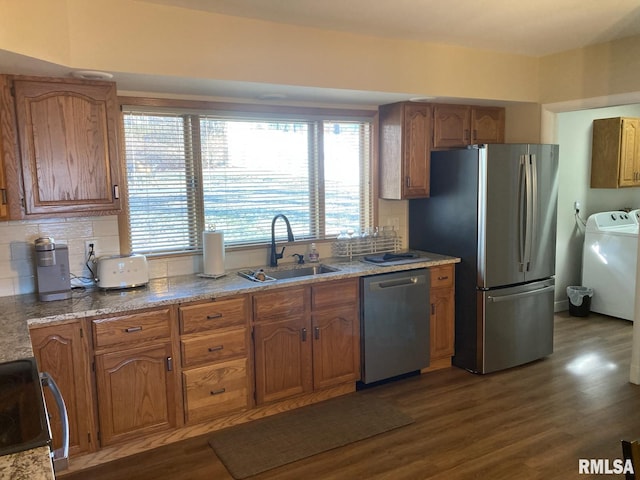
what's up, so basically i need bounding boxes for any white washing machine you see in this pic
[582,211,638,321]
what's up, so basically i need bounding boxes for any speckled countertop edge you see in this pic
[3,252,459,339]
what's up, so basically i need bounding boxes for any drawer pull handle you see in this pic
[208,345,224,353]
[210,388,226,396]
[167,357,173,371]
[207,313,223,320]
[124,326,143,333]
[437,276,449,280]
[314,327,320,340]
[301,328,307,342]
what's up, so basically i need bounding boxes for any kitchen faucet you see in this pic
[270,214,295,267]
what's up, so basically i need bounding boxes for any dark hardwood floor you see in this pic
[62,312,640,479]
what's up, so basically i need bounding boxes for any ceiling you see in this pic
[144,0,640,56]
[2,1,640,106]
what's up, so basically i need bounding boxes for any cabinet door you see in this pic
[619,118,640,187]
[433,104,471,149]
[0,120,6,219]
[95,342,176,446]
[253,317,312,404]
[311,305,359,389]
[30,322,95,455]
[402,103,432,198]
[13,78,121,215]
[471,107,505,144]
[430,288,455,360]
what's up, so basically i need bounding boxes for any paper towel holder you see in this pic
[198,228,227,279]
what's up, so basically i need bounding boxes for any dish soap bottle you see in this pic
[309,243,320,263]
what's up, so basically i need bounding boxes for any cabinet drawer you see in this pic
[92,309,171,349]
[430,265,454,289]
[183,358,249,423]
[179,296,248,334]
[181,329,247,368]
[253,286,308,322]
[311,278,359,311]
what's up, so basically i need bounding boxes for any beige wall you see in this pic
[540,35,640,104]
[2,0,540,103]
[2,2,639,108]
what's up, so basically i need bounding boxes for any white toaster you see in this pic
[95,254,149,289]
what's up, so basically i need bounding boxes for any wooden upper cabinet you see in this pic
[471,106,505,144]
[591,117,640,188]
[380,102,504,199]
[433,104,505,148]
[433,104,471,148]
[12,76,122,216]
[379,102,432,199]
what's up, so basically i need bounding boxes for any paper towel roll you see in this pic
[203,231,225,277]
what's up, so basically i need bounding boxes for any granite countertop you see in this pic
[0,251,458,478]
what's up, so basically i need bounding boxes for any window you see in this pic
[122,103,373,255]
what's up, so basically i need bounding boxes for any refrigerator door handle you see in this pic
[523,155,534,272]
[528,154,538,271]
[518,155,527,272]
[487,285,555,302]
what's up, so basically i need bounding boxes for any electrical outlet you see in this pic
[85,240,98,259]
[574,201,581,214]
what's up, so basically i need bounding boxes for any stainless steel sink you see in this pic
[267,264,339,280]
[238,264,339,282]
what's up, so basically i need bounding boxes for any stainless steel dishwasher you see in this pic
[360,268,430,384]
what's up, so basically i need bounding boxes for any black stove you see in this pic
[0,357,51,456]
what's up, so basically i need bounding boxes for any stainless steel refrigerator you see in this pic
[409,144,559,373]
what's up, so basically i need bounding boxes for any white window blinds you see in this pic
[121,106,372,255]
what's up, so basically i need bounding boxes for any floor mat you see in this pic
[208,393,414,479]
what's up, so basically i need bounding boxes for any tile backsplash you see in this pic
[0,199,408,298]
[0,216,120,297]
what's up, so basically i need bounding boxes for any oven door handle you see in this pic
[40,372,69,472]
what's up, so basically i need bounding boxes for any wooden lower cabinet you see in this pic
[30,321,96,456]
[311,304,360,389]
[253,278,360,405]
[183,358,249,424]
[178,295,251,424]
[91,307,178,447]
[94,341,177,446]
[429,265,455,366]
[253,316,313,404]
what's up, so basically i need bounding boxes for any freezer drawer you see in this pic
[479,279,554,373]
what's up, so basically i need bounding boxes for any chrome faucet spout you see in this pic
[270,214,295,267]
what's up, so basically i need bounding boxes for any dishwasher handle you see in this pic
[370,276,421,290]
[40,372,69,472]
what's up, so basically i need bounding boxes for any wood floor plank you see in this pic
[61,312,640,480]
